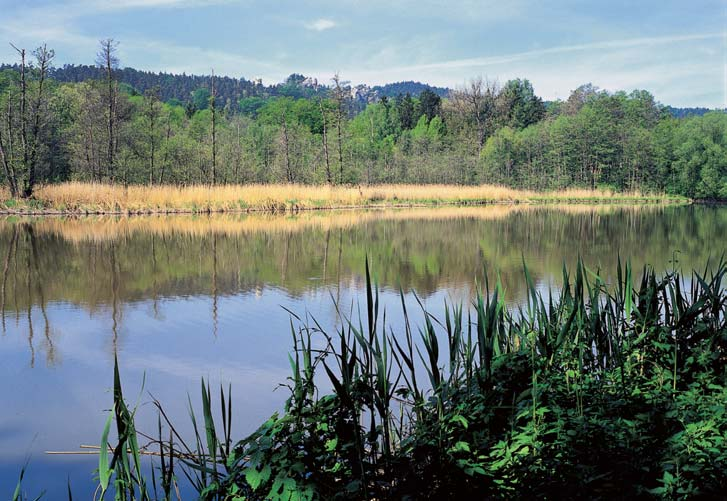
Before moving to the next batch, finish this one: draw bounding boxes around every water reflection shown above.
[1,224,57,367]
[0,204,725,496]
[1,205,725,315]
[2,205,726,365]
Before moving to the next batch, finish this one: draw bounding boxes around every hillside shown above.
[1,63,451,108]
[373,81,450,98]
[1,63,445,102]
[3,62,717,119]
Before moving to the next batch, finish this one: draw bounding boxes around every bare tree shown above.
[0,43,54,198]
[0,51,20,197]
[331,73,349,184]
[96,39,119,180]
[210,69,217,185]
[280,110,293,182]
[143,86,162,185]
[69,82,105,182]
[158,109,173,184]
[450,76,500,154]
[318,98,332,184]
[232,118,242,182]
[24,45,53,197]
[16,46,27,194]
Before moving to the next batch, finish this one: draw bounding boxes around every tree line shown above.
[0,40,725,199]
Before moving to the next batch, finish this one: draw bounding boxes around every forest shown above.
[0,41,725,200]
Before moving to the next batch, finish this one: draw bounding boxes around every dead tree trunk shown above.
[210,69,217,185]
[332,74,346,184]
[319,99,332,184]
[0,44,53,198]
[281,111,293,183]
[24,45,53,197]
[97,39,118,181]
[0,98,18,196]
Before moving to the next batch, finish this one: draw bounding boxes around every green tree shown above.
[673,112,727,198]
[142,86,163,185]
[396,93,416,130]
[499,79,545,129]
[192,87,210,111]
[417,88,442,122]
[238,96,265,117]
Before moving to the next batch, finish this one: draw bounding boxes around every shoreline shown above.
[0,182,692,216]
[0,197,690,216]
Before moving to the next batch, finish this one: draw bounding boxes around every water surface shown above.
[1,204,725,496]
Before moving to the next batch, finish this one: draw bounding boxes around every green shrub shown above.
[97,258,727,499]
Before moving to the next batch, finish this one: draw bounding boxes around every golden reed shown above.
[0,182,679,214]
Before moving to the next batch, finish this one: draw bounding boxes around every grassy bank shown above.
[0,182,688,214]
[15,258,725,499]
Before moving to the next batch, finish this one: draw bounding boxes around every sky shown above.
[0,0,725,108]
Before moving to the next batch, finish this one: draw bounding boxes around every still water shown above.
[1,204,725,497]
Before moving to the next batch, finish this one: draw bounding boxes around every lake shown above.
[1,204,725,497]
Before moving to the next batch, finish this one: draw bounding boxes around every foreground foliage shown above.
[87,256,727,500]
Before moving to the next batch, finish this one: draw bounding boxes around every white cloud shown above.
[0,0,722,107]
[0,0,282,81]
[307,32,724,107]
[123,37,285,80]
[305,18,337,32]
[356,32,722,74]
[76,0,235,11]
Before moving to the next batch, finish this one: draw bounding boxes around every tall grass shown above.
[0,182,685,213]
[84,256,727,499]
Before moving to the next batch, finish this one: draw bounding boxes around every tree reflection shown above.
[0,205,723,366]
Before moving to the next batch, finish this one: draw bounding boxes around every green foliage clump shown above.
[95,258,727,499]
[480,87,727,195]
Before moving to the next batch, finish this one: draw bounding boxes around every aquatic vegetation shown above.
[0,182,685,214]
[92,256,726,499]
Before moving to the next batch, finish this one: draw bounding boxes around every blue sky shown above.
[0,0,725,107]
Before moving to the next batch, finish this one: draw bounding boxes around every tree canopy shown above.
[0,44,724,198]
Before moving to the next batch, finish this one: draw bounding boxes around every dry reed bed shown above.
[5,204,663,244]
[0,182,682,214]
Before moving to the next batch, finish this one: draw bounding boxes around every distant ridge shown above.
[0,63,327,105]
[0,63,719,113]
[1,63,452,102]
[663,105,714,118]
[372,81,450,98]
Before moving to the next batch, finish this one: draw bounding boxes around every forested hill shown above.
[0,63,716,119]
[544,100,716,119]
[663,106,714,118]
[373,81,450,98]
[42,64,274,103]
[0,64,335,105]
[0,63,451,107]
